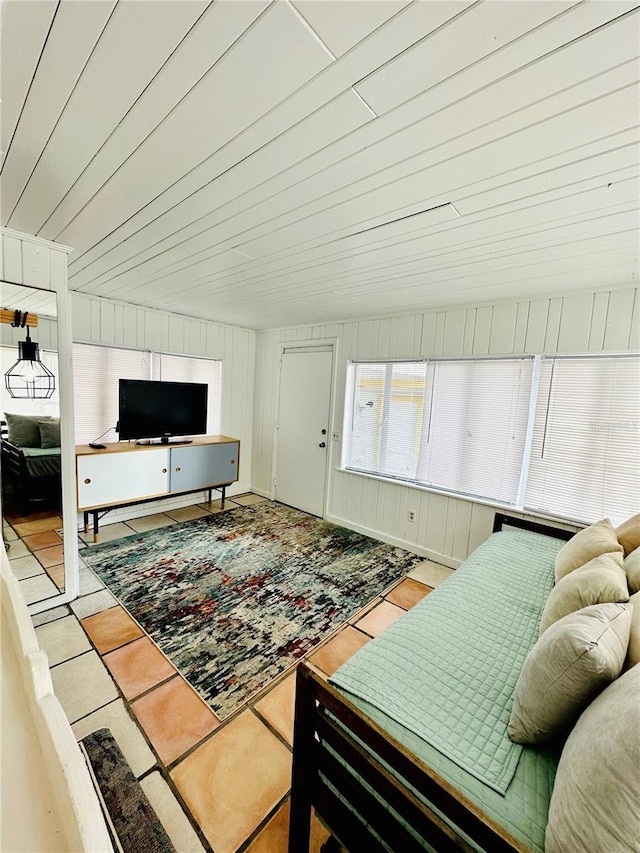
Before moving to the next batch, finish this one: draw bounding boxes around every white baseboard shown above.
[324,513,462,569]
[249,486,272,499]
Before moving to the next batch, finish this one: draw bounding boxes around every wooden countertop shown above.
[76,434,239,456]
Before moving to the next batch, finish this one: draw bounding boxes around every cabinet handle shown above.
[175,467,181,472]
[162,468,167,474]
[230,459,235,464]
[84,478,91,485]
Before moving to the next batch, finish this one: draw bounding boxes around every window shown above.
[344,353,640,524]
[72,344,222,444]
[525,355,639,526]
[344,357,534,504]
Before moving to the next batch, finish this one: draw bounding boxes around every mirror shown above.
[1,281,67,604]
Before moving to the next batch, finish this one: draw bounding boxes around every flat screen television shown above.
[118,379,208,444]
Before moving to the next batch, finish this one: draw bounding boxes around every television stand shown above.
[135,437,194,446]
[76,435,240,542]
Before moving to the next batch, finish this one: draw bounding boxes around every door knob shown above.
[319,442,326,448]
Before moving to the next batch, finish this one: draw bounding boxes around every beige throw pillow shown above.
[508,603,631,745]
[540,552,627,635]
[545,665,640,853]
[625,591,640,671]
[616,512,640,557]
[554,518,622,582]
[625,547,640,595]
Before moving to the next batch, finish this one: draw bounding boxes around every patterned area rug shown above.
[80,503,423,719]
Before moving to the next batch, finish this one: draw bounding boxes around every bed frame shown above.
[288,514,575,853]
[0,421,61,515]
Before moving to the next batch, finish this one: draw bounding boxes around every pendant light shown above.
[3,310,56,399]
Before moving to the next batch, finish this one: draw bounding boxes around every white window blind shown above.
[525,355,640,526]
[73,344,149,444]
[153,353,222,434]
[416,358,534,503]
[344,357,534,504]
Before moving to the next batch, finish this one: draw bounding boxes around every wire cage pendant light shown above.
[5,327,56,399]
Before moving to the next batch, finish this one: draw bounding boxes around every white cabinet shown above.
[77,448,169,509]
[76,436,240,541]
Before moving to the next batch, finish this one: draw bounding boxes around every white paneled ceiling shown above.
[1,0,638,330]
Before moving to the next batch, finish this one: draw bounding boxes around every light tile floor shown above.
[4,494,452,852]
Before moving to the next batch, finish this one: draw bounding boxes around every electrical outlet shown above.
[408,510,416,522]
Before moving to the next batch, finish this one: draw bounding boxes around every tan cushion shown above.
[554,518,622,582]
[508,603,631,744]
[625,547,640,595]
[616,512,640,556]
[540,552,627,635]
[625,591,640,671]
[545,665,640,853]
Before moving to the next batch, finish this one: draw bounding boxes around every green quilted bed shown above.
[329,528,565,852]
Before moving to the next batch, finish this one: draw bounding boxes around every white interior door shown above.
[275,348,333,516]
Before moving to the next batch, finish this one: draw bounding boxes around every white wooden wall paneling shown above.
[42,1,270,245]
[63,0,471,280]
[252,286,639,566]
[60,2,334,259]
[0,0,57,167]
[2,1,116,227]
[13,1,209,235]
[65,2,636,296]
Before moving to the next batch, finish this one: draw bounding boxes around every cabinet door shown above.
[170,442,238,493]
[77,448,170,509]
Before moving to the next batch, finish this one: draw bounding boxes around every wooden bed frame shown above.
[288,514,575,853]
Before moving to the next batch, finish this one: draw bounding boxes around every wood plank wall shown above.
[253,286,639,566]
[71,292,256,504]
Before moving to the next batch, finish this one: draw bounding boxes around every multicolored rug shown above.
[80,503,423,719]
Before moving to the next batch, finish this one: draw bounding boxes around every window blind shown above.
[344,357,534,504]
[525,355,640,526]
[416,358,534,503]
[73,344,149,444]
[153,353,222,434]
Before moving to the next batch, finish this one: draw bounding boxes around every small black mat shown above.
[81,728,174,853]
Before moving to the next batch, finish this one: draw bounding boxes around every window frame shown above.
[340,351,639,525]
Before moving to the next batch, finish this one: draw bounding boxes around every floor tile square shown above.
[308,626,370,676]
[22,529,63,551]
[165,505,210,522]
[5,540,29,559]
[31,605,70,627]
[3,523,18,541]
[50,650,118,724]
[72,699,155,778]
[385,577,432,610]
[12,515,62,537]
[140,772,206,853]
[19,573,59,604]
[104,636,176,700]
[246,801,330,853]
[233,494,268,507]
[254,672,296,745]
[35,543,64,568]
[47,563,65,590]
[81,606,144,654]
[132,675,219,766]
[80,521,136,546]
[35,615,91,666]
[197,498,238,514]
[356,600,406,637]
[171,711,291,853]
[9,554,45,580]
[126,513,176,533]
[71,589,119,620]
[79,564,106,595]
[408,560,454,587]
